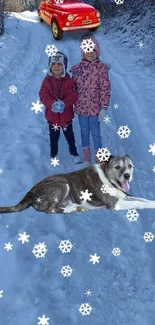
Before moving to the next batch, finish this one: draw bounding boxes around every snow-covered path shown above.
[0,11,155,325]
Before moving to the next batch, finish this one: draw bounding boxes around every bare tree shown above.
[0,0,5,36]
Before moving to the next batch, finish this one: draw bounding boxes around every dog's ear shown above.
[125,154,131,159]
[108,155,114,162]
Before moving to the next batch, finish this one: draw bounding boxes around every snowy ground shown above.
[0,10,155,325]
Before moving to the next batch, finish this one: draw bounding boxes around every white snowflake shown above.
[43,68,47,73]
[45,44,58,57]
[38,314,50,325]
[103,115,111,123]
[117,125,131,139]
[89,253,100,265]
[114,203,121,211]
[79,303,92,316]
[18,232,30,244]
[52,124,60,131]
[62,126,67,131]
[80,189,93,202]
[143,232,154,243]
[114,0,124,4]
[113,103,119,109]
[152,166,155,173]
[80,38,95,54]
[54,197,59,203]
[85,289,92,297]
[50,157,59,167]
[59,239,73,253]
[96,147,111,162]
[126,209,139,222]
[138,41,144,48]
[9,85,17,94]
[0,168,3,175]
[31,100,43,114]
[60,265,73,277]
[6,224,9,228]
[148,143,155,156]
[100,184,117,196]
[36,197,42,204]
[32,242,47,258]
[54,0,64,3]
[4,242,13,251]
[0,290,3,298]
[112,247,121,256]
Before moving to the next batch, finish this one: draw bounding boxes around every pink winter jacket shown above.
[71,58,111,116]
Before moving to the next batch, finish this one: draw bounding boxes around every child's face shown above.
[84,49,97,62]
[51,63,63,78]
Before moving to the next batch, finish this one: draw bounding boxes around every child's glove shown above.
[52,100,65,113]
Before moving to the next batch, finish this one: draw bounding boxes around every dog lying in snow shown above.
[0,155,155,214]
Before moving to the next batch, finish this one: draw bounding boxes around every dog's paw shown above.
[77,206,88,212]
[62,203,79,214]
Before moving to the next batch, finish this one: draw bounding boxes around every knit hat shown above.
[81,35,100,58]
[48,52,68,78]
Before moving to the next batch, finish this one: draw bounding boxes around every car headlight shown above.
[68,14,74,21]
[96,11,100,18]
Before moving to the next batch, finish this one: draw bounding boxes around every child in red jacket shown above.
[39,52,81,164]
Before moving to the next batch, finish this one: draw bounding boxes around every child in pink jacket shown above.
[71,35,111,166]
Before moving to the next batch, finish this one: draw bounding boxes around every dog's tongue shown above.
[121,181,130,192]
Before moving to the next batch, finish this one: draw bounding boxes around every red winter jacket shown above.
[39,73,78,127]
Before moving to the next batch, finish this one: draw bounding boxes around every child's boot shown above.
[83,147,91,167]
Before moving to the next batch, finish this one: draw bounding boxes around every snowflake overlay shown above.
[38,314,50,325]
[0,290,3,298]
[143,232,154,243]
[52,124,60,131]
[103,115,111,123]
[113,103,119,109]
[80,38,95,54]
[0,168,3,175]
[59,239,73,253]
[60,265,73,277]
[153,166,155,173]
[31,100,43,114]
[32,242,47,258]
[50,157,59,167]
[89,253,100,265]
[114,203,121,211]
[138,41,144,48]
[112,247,121,256]
[100,184,117,197]
[4,242,13,251]
[9,85,17,94]
[96,147,111,162]
[36,197,42,204]
[85,289,92,297]
[114,0,124,4]
[80,189,93,202]
[117,125,131,139]
[79,303,92,316]
[126,209,139,222]
[18,232,30,244]
[148,143,155,156]
[54,0,64,3]
[45,44,58,57]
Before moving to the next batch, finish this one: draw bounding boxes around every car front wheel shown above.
[38,11,43,22]
[89,26,99,32]
[51,19,63,40]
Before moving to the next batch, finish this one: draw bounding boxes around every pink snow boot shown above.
[83,147,91,167]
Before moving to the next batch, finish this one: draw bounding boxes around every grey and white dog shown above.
[0,155,155,214]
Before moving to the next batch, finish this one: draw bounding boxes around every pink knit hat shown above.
[81,34,100,58]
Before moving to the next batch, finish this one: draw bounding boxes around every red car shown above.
[38,0,101,40]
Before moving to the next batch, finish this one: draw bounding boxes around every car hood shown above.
[55,3,96,13]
